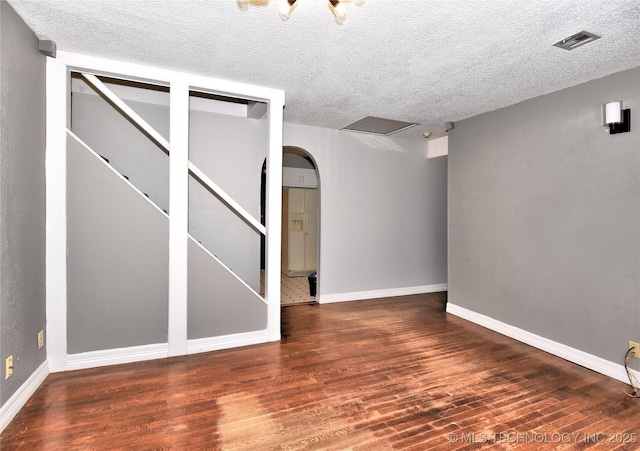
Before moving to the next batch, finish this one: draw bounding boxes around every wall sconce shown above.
[604,101,631,134]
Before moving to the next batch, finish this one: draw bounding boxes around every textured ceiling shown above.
[7,0,640,139]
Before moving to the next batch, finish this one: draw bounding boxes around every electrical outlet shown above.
[629,341,640,359]
[38,330,44,349]
[5,355,13,379]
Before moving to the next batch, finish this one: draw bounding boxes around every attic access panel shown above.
[342,116,418,135]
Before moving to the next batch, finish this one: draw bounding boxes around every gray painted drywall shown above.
[283,152,314,169]
[188,111,267,292]
[73,91,445,300]
[71,95,266,292]
[188,238,266,339]
[448,67,640,367]
[0,1,46,405]
[283,124,448,295]
[71,92,170,212]
[67,137,169,353]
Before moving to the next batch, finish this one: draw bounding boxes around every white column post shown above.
[45,58,69,371]
[168,80,190,356]
[265,94,285,341]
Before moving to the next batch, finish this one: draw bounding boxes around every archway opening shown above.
[260,147,320,305]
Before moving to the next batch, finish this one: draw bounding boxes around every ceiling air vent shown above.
[553,31,600,50]
[342,116,418,135]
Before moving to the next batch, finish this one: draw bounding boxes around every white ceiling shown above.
[7,0,640,139]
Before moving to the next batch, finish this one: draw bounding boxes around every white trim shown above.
[0,361,49,433]
[56,51,283,102]
[46,51,285,370]
[80,73,171,153]
[319,283,448,304]
[187,330,269,355]
[446,302,640,385]
[265,93,285,342]
[66,343,169,371]
[71,77,249,118]
[188,235,266,305]
[45,57,68,372]
[168,80,190,357]
[67,130,169,217]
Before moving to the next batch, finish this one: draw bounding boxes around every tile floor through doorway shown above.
[260,270,317,306]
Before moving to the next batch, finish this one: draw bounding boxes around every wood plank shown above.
[2,293,639,449]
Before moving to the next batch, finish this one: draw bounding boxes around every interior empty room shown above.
[1,0,639,449]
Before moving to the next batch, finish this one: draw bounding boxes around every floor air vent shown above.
[553,31,600,50]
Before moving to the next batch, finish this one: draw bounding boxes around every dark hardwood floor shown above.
[2,293,639,450]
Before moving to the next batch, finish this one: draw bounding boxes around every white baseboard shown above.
[0,360,49,433]
[66,343,169,371]
[446,303,640,385]
[0,331,268,433]
[319,283,447,304]
[188,330,269,355]
[65,330,271,371]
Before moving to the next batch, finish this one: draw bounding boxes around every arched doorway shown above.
[260,147,320,305]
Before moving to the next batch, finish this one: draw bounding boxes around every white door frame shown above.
[46,52,284,371]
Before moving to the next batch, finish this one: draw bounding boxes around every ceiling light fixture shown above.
[238,0,362,24]
[279,0,297,21]
[328,0,347,24]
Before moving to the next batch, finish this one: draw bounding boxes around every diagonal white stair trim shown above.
[188,162,266,235]
[188,234,266,305]
[80,73,171,154]
[66,129,169,217]
[82,73,263,236]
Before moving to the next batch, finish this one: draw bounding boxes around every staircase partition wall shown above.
[46,52,284,372]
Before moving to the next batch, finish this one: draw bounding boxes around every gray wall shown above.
[71,92,170,212]
[69,92,268,351]
[284,124,448,295]
[71,94,266,292]
[283,152,314,169]
[67,137,169,353]
[188,238,266,339]
[73,94,447,300]
[188,111,267,292]
[0,2,47,403]
[448,67,640,366]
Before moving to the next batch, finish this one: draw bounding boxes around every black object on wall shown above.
[610,109,631,134]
